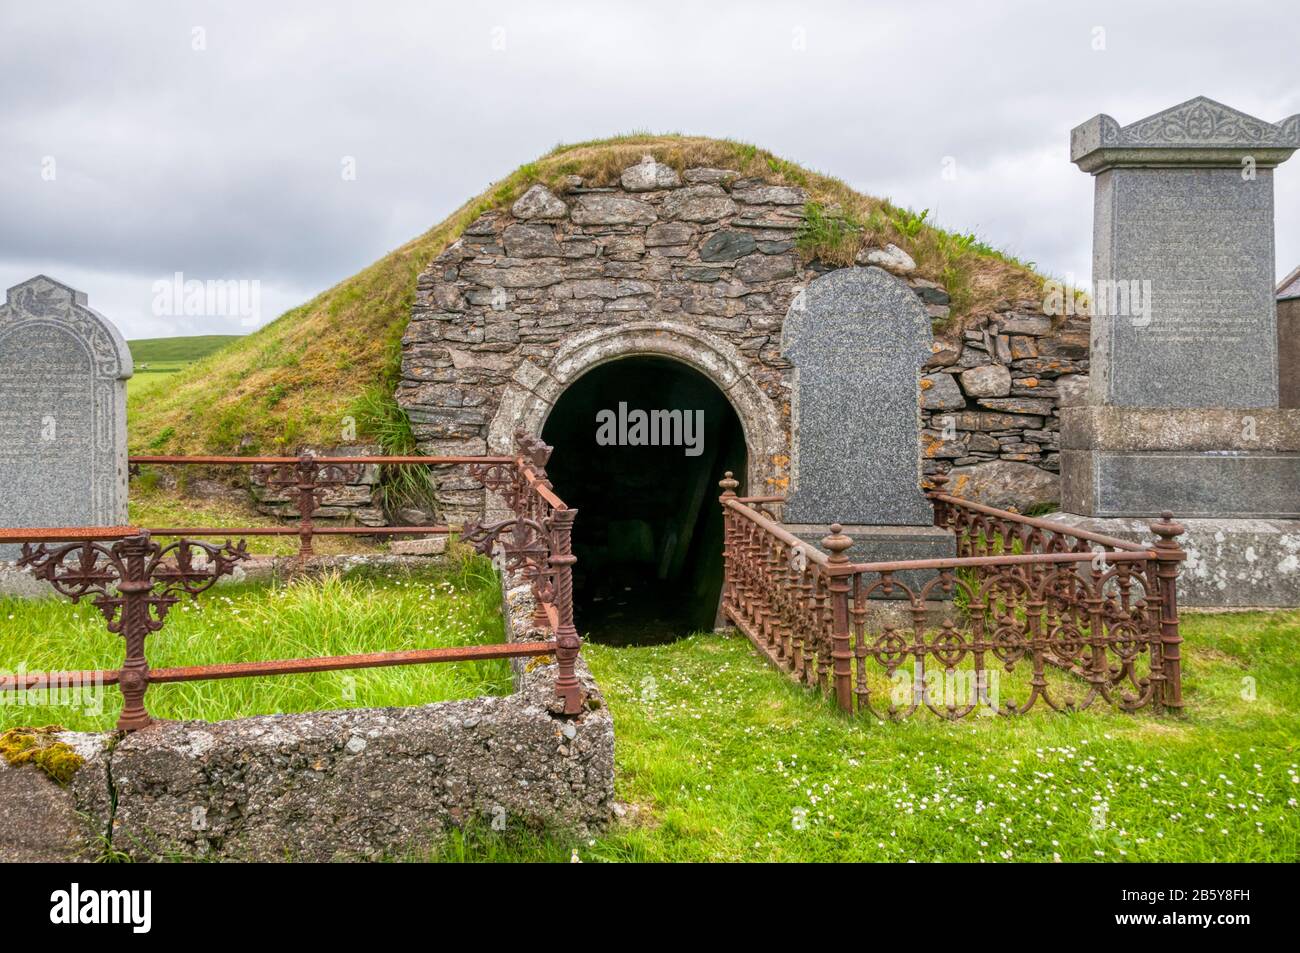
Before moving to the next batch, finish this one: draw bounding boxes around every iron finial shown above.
[822,523,852,563]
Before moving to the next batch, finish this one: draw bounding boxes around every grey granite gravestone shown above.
[1073,96,1300,409]
[1053,97,1300,606]
[780,266,951,576]
[782,266,932,524]
[0,276,132,559]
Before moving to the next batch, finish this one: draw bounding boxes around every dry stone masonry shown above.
[399,157,1088,522]
[247,443,388,526]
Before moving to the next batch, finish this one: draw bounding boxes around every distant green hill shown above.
[128,334,242,364]
[127,334,243,397]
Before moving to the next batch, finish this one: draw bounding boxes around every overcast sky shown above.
[2,0,1297,339]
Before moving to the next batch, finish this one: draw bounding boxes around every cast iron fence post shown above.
[549,507,584,715]
[18,531,247,731]
[1150,511,1186,713]
[525,444,555,632]
[251,452,363,562]
[292,452,319,560]
[115,533,157,730]
[821,523,854,713]
[718,471,739,611]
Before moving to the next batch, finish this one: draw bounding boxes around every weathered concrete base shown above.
[0,562,50,599]
[0,733,111,862]
[1046,512,1300,607]
[388,536,449,556]
[786,523,955,598]
[859,599,953,628]
[109,670,610,861]
[1058,406,1300,518]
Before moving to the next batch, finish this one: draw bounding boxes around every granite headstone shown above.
[1062,98,1300,520]
[1072,96,1300,409]
[1055,97,1300,607]
[781,266,933,525]
[0,276,133,557]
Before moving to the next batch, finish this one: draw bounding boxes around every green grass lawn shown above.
[0,558,510,730]
[425,609,1300,863]
[3,560,1297,861]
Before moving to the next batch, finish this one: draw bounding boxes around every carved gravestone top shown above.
[1071,97,1300,408]
[780,266,933,525]
[0,276,132,556]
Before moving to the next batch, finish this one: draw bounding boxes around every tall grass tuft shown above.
[0,558,511,732]
[349,381,437,517]
[795,202,863,266]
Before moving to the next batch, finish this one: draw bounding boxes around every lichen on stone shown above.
[0,725,85,785]
[524,654,555,672]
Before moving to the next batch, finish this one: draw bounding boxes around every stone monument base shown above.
[786,523,955,600]
[1060,449,1300,518]
[1045,512,1300,608]
[1059,407,1300,518]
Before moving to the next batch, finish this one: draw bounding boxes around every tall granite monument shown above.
[0,276,133,558]
[781,266,952,572]
[1054,97,1300,606]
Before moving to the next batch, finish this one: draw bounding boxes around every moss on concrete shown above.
[0,726,85,786]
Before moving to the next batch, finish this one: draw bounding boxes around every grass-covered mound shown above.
[128,134,1045,456]
[0,557,511,731]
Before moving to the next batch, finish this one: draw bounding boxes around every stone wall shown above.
[0,570,613,862]
[923,307,1090,510]
[399,156,1088,521]
[246,444,389,526]
[131,443,400,528]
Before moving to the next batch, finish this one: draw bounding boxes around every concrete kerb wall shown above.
[0,563,614,862]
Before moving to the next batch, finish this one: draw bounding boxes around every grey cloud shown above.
[2,0,1296,338]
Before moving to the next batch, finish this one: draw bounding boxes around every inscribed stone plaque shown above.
[0,276,132,556]
[1071,97,1300,409]
[780,266,932,525]
[1090,167,1277,407]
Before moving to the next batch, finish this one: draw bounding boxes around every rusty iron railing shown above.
[0,430,584,728]
[127,451,514,561]
[717,472,1186,719]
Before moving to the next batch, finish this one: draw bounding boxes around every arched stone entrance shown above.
[487,321,785,492]
[486,323,783,641]
[542,356,745,641]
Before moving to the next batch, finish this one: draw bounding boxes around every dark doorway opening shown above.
[542,356,747,645]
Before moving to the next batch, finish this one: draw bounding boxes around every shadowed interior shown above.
[542,356,747,645]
